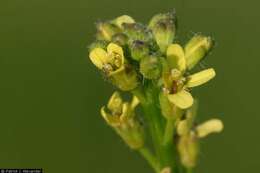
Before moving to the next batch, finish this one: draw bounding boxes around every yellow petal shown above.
[166,44,186,72]
[114,15,135,28]
[107,43,124,58]
[130,96,140,109]
[89,48,108,69]
[196,119,224,138]
[120,103,132,122]
[107,91,123,114]
[100,106,120,127]
[168,90,194,109]
[186,68,216,87]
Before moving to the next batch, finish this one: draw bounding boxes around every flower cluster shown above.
[88,11,223,173]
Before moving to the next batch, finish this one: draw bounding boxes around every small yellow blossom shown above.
[101,92,144,149]
[90,43,125,76]
[163,44,215,109]
[90,43,139,91]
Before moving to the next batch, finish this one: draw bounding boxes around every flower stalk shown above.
[88,11,224,173]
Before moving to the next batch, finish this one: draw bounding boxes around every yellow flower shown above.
[163,44,216,109]
[89,43,125,76]
[100,92,144,149]
[89,43,139,91]
[101,91,139,127]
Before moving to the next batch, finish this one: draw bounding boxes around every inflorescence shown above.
[88,11,224,173]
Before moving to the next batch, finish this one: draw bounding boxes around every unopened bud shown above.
[184,35,213,70]
[130,40,149,61]
[149,12,176,53]
[113,15,135,29]
[112,33,129,46]
[122,23,152,42]
[96,22,121,41]
[88,40,108,52]
[140,55,162,79]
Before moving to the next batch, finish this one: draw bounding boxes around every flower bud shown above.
[122,23,152,42]
[140,55,162,79]
[178,132,199,168]
[112,33,129,46]
[196,119,224,138]
[130,40,149,61]
[113,15,135,29]
[184,35,213,70]
[88,40,108,52]
[96,22,121,41]
[149,12,176,53]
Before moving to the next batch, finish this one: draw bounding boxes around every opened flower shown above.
[162,40,215,109]
[89,43,139,91]
[176,103,224,168]
[101,92,144,149]
[90,43,125,76]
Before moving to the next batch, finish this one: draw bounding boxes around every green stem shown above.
[186,168,193,173]
[139,147,160,173]
[142,102,164,165]
[163,120,175,146]
[131,86,147,104]
[132,84,177,172]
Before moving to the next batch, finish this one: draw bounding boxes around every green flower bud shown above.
[130,40,149,61]
[96,22,121,41]
[149,12,176,53]
[122,23,152,42]
[88,40,108,52]
[140,55,162,79]
[184,35,213,70]
[110,64,140,91]
[112,33,129,46]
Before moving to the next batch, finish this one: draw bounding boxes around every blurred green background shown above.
[0,0,259,172]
